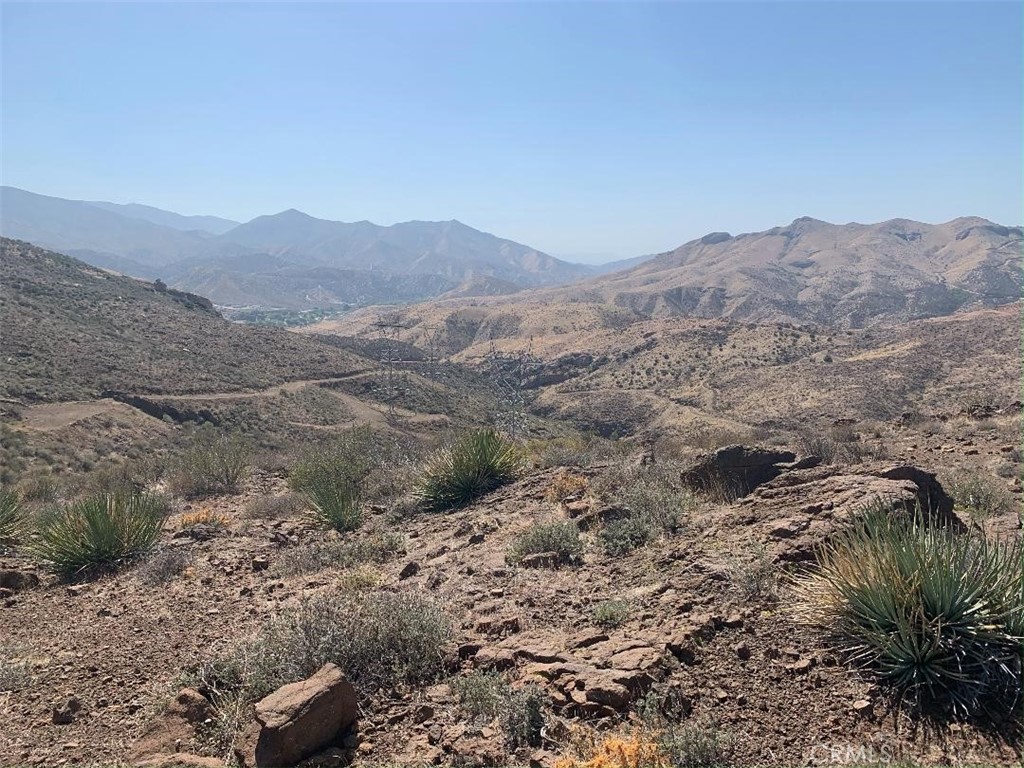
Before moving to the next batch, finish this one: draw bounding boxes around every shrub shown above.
[599,516,655,556]
[658,721,735,768]
[245,492,304,520]
[16,474,60,504]
[527,435,622,468]
[167,435,250,498]
[136,546,193,585]
[415,429,524,511]
[507,520,583,566]
[226,590,450,700]
[592,599,630,628]
[594,462,693,549]
[945,474,1012,524]
[454,672,545,750]
[0,644,32,692]
[796,504,1024,717]
[0,487,24,544]
[302,474,362,533]
[275,532,405,577]
[29,492,168,579]
[727,547,780,602]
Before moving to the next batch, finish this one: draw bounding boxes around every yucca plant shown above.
[415,429,524,511]
[796,503,1024,717]
[303,475,363,533]
[29,492,168,580]
[0,487,24,544]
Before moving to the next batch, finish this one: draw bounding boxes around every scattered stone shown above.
[853,699,873,716]
[734,642,751,661]
[52,697,81,725]
[237,663,358,768]
[398,561,420,580]
[519,552,560,569]
[0,570,39,593]
[251,556,270,572]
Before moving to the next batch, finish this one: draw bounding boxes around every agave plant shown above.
[0,487,24,545]
[796,503,1024,717]
[415,429,525,511]
[303,474,363,533]
[29,492,168,580]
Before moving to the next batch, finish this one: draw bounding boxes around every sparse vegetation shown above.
[0,644,33,692]
[167,434,251,499]
[545,471,589,503]
[29,492,168,580]
[274,532,405,576]
[592,599,630,627]
[507,519,583,566]
[796,504,1024,717]
[599,516,655,556]
[946,474,1012,524]
[136,546,193,585]
[223,590,451,700]
[244,492,304,519]
[727,546,780,602]
[415,429,524,511]
[0,486,24,544]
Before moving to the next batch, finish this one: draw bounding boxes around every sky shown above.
[2,2,1021,262]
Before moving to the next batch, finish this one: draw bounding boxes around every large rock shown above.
[237,663,357,768]
[130,688,216,761]
[733,462,958,562]
[680,445,803,497]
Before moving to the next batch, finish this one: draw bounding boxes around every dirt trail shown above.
[16,399,134,431]
[135,370,375,402]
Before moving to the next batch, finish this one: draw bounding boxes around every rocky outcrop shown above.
[680,444,809,496]
[130,688,216,764]
[234,663,357,768]
[730,462,959,562]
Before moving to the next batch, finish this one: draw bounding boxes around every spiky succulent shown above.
[415,429,524,511]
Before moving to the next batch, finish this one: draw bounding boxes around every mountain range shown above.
[0,187,597,308]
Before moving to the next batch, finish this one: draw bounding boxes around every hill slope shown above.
[0,239,367,402]
[590,216,1022,327]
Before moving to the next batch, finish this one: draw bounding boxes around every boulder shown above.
[236,663,357,768]
[734,462,958,562]
[131,689,215,761]
[680,445,799,497]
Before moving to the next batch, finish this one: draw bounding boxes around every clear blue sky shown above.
[2,1,1020,261]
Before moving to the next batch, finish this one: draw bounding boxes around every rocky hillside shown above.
[583,216,1022,327]
[0,239,367,402]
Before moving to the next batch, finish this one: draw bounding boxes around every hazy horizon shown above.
[2,2,1020,260]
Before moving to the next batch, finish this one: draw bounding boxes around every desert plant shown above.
[599,516,655,556]
[29,492,168,579]
[0,644,32,692]
[274,532,405,576]
[245,492,304,520]
[167,434,250,498]
[728,546,780,602]
[545,472,589,503]
[455,670,507,722]
[228,590,450,700]
[592,599,630,628]
[658,721,735,768]
[945,474,1012,524]
[0,487,24,544]
[507,519,583,566]
[415,429,524,511]
[796,504,1024,717]
[302,474,362,532]
[136,546,193,585]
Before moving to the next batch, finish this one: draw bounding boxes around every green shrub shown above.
[453,672,545,749]
[29,492,168,579]
[658,720,735,768]
[303,474,362,533]
[226,590,451,700]
[0,487,24,544]
[946,474,1012,524]
[415,429,524,511]
[507,520,583,566]
[592,599,630,628]
[167,435,250,498]
[599,516,655,556]
[797,504,1024,717]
